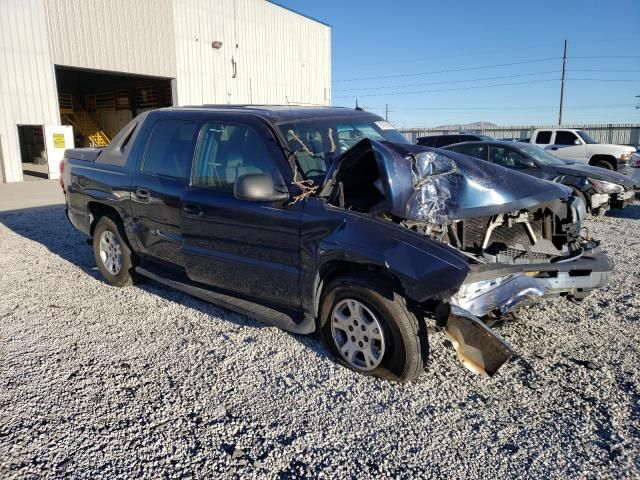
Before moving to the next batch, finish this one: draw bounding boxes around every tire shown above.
[319,272,428,382]
[592,159,614,170]
[92,215,136,287]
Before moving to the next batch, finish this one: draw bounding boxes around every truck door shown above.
[130,118,199,266]
[547,130,588,163]
[180,119,302,309]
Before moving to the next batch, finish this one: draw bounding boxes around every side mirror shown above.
[574,139,581,145]
[520,157,536,168]
[234,173,289,202]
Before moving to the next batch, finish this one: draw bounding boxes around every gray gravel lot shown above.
[1,204,639,479]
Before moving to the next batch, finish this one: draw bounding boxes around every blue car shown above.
[444,141,638,214]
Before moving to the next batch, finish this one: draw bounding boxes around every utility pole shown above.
[385,104,389,121]
[558,39,567,125]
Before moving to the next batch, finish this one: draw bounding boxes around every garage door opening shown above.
[55,66,173,148]
[18,125,48,181]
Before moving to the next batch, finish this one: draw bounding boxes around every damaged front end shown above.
[324,139,613,376]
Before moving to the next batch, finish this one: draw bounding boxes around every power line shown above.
[333,57,560,83]
[335,78,558,99]
[334,70,559,93]
[334,57,640,84]
[569,69,640,73]
[567,78,640,82]
[569,55,640,59]
[343,38,640,69]
[350,104,632,111]
[334,69,640,93]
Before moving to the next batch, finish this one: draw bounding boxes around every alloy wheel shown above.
[330,298,386,371]
[99,230,123,276]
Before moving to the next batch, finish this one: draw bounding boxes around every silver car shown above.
[630,150,640,184]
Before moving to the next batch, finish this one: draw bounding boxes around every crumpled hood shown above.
[555,162,637,189]
[334,140,573,224]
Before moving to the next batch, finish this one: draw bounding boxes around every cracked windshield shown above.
[278,118,409,181]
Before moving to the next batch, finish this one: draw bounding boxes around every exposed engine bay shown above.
[330,141,598,264]
[326,140,597,267]
[320,139,613,376]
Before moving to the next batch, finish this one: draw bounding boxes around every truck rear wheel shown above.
[319,272,427,382]
[92,216,135,287]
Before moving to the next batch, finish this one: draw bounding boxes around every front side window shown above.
[489,146,533,169]
[518,144,565,166]
[452,143,488,160]
[554,131,580,146]
[192,122,278,192]
[142,120,198,180]
[278,117,408,181]
[535,131,552,144]
[576,130,598,144]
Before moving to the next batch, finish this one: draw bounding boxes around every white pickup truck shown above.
[528,128,635,174]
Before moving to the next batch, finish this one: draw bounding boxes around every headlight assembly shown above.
[620,152,632,161]
[589,178,624,194]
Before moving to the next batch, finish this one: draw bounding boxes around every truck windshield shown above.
[576,130,598,144]
[517,144,567,166]
[278,118,409,181]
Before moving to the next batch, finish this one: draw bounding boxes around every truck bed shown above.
[64,148,103,162]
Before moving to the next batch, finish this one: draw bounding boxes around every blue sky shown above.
[275,0,640,127]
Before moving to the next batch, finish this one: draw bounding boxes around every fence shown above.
[400,123,640,146]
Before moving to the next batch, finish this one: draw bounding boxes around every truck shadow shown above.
[0,205,330,357]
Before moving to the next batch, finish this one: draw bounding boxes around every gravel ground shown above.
[1,204,639,479]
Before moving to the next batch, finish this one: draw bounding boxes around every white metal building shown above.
[0,0,331,183]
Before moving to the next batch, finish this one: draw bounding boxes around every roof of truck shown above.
[168,105,380,123]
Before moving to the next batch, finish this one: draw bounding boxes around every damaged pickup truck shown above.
[61,106,613,382]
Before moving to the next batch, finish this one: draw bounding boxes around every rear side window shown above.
[417,137,436,147]
[554,131,579,145]
[192,122,277,192]
[142,119,199,180]
[535,131,552,144]
[453,144,488,160]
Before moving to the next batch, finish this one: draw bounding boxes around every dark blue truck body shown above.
[62,107,472,334]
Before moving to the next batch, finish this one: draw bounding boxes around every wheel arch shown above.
[313,260,403,323]
[87,202,122,236]
[589,154,617,171]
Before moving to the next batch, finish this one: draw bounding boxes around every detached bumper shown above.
[463,251,613,299]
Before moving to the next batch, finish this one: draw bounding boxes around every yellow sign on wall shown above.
[52,133,65,149]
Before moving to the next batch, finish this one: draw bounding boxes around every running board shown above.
[135,267,314,334]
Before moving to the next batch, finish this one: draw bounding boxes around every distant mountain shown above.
[434,121,498,130]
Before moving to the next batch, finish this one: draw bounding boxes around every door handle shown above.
[135,188,150,202]
[550,147,558,150]
[182,203,203,216]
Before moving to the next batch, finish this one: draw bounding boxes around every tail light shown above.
[59,159,65,189]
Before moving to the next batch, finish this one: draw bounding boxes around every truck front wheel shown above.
[319,272,428,382]
[92,216,136,287]
[591,158,614,170]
